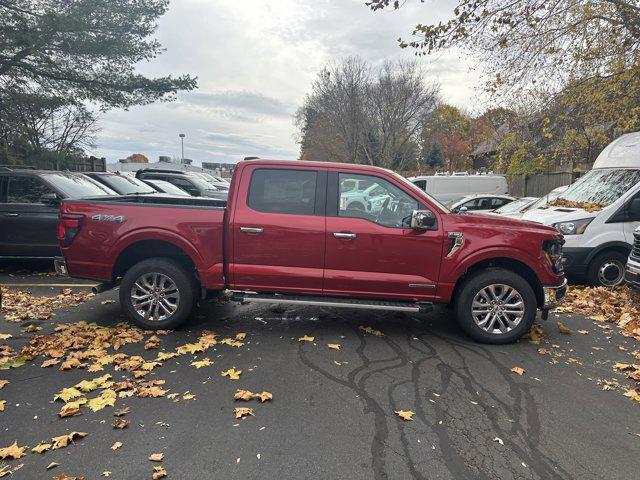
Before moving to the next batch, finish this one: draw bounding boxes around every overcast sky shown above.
[92,0,481,166]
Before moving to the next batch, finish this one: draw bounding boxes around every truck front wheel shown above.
[119,257,197,330]
[454,268,537,344]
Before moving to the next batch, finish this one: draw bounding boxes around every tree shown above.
[421,104,471,171]
[424,141,443,169]
[0,0,197,109]
[296,57,438,170]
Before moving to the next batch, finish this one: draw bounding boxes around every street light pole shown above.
[179,133,186,161]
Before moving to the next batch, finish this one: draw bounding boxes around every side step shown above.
[231,292,432,313]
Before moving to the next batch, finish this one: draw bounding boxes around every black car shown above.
[85,171,159,195]
[0,167,115,258]
[135,169,228,200]
[141,178,191,196]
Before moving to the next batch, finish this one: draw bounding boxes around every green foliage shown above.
[0,0,197,109]
[424,141,444,168]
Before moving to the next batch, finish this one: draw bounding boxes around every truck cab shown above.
[522,133,640,286]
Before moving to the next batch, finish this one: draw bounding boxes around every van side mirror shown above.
[40,193,60,206]
[411,210,436,230]
[630,197,640,220]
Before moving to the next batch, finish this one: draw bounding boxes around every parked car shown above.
[409,174,508,203]
[521,186,569,216]
[191,172,230,191]
[57,159,566,344]
[0,167,115,258]
[85,172,159,195]
[135,169,228,200]
[449,194,515,214]
[490,197,540,218]
[141,179,191,196]
[522,132,640,286]
[624,226,640,289]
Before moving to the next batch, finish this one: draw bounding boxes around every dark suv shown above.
[135,169,228,200]
[85,171,159,195]
[0,167,115,258]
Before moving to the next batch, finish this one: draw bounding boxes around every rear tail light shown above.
[58,214,84,247]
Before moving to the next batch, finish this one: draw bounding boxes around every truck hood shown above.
[444,212,559,236]
[521,207,600,226]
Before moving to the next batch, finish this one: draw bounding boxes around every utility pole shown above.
[179,133,186,161]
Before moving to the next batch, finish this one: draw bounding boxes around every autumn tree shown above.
[296,58,438,170]
[421,104,472,172]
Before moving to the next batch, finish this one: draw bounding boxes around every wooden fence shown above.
[506,171,580,197]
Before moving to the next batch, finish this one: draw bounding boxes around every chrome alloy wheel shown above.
[471,284,525,334]
[597,260,625,287]
[130,272,180,321]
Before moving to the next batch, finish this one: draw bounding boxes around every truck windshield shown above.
[43,173,114,197]
[557,168,640,207]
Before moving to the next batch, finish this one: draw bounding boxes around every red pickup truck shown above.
[56,160,567,344]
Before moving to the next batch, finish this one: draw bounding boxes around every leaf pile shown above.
[546,198,604,212]
[557,286,640,340]
[1,287,93,323]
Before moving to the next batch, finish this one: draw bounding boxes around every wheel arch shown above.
[585,241,631,266]
[112,239,198,281]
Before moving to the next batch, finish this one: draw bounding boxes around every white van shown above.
[522,132,640,286]
[409,174,508,203]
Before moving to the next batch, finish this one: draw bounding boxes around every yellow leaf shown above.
[221,368,241,380]
[557,322,572,334]
[395,410,414,421]
[149,453,164,462]
[177,342,205,355]
[0,380,7,390]
[190,358,212,369]
[41,359,60,368]
[87,389,116,412]
[111,442,122,451]
[51,431,86,450]
[220,338,244,347]
[182,394,196,400]
[54,387,83,403]
[32,442,52,454]
[234,389,255,401]
[510,366,525,376]
[0,334,12,340]
[0,400,4,412]
[234,407,254,419]
[256,391,273,403]
[75,380,98,393]
[327,344,341,350]
[152,466,167,479]
[577,330,589,335]
[235,333,246,340]
[360,326,383,336]
[102,471,111,477]
[0,441,27,460]
[298,335,315,342]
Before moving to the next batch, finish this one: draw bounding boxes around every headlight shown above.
[543,239,564,273]
[552,218,593,235]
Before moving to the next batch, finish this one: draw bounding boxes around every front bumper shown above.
[625,258,640,290]
[560,247,592,278]
[54,257,68,276]
[542,278,568,309]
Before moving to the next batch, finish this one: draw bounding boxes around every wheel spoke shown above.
[131,272,180,322]
[472,284,525,335]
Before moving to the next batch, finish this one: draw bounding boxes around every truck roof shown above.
[593,132,640,169]
[238,159,395,174]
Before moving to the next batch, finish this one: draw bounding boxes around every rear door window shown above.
[6,176,53,204]
[248,168,317,215]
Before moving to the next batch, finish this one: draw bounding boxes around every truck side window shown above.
[248,168,317,215]
[338,173,418,228]
[6,176,52,204]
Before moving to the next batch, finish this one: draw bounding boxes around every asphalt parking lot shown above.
[1,267,639,480]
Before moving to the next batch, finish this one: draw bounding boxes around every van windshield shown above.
[557,168,640,207]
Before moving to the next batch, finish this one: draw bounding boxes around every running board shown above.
[231,292,432,313]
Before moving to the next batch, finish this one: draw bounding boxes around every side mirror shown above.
[411,210,437,230]
[40,193,60,206]
[630,198,640,219]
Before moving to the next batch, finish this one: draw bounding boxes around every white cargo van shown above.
[409,174,508,203]
[522,132,640,286]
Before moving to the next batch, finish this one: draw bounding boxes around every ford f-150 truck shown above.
[56,160,567,344]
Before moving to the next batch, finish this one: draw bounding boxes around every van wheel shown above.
[119,257,197,330]
[454,268,537,344]
[586,251,627,287]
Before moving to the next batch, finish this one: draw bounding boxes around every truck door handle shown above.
[333,232,357,239]
[240,227,263,234]
[5,213,18,217]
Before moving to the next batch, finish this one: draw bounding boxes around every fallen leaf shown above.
[190,358,212,369]
[395,410,414,421]
[493,437,504,445]
[577,330,589,335]
[102,472,111,477]
[234,407,254,419]
[51,432,87,450]
[0,400,5,412]
[0,380,7,390]
[327,344,341,350]
[152,466,167,479]
[360,326,383,336]
[149,453,164,462]
[0,334,12,340]
[47,462,59,470]
[32,442,52,454]
[182,394,196,401]
[557,322,572,334]
[234,389,254,401]
[221,368,241,380]
[41,359,60,368]
[0,441,27,460]
[87,389,116,411]
[52,475,84,480]
[111,442,122,451]
[112,418,129,429]
[235,333,246,340]
[298,335,314,342]
[256,391,273,403]
[510,366,525,376]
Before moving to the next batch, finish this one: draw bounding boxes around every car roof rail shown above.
[0,164,36,171]
[138,168,190,175]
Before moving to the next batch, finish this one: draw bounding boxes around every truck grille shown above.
[632,231,640,260]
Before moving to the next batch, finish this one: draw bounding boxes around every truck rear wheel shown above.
[119,257,197,330]
[454,268,537,344]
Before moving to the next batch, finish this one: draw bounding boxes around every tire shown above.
[454,268,537,344]
[119,257,197,330]
[586,251,627,287]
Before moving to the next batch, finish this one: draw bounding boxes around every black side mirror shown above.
[40,193,60,206]
[411,210,437,230]
[630,197,640,219]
